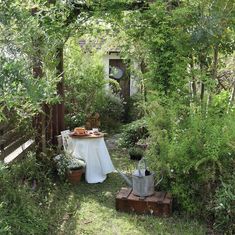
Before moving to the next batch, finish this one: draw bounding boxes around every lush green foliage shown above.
[125,93,146,122]
[119,118,148,148]
[95,92,125,131]
[113,1,235,232]
[0,0,234,233]
[0,1,68,124]
[54,150,86,178]
[0,148,207,235]
[64,37,107,128]
[128,146,144,160]
[0,153,53,234]
[212,174,235,234]
[146,99,235,218]
[0,56,59,123]
[64,37,125,130]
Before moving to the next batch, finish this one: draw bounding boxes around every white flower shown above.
[54,150,86,176]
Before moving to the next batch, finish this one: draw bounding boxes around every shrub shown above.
[95,92,125,131]
[128,147,144,160]
[54,150,86,178]
[212,174,235,234]
[0,151,84,235]
[64,38,106,128]
[0,152,53,235]
[119,118,148,148]
[108,78,121,94]
[146,101,235,219]
[125,93,145,122]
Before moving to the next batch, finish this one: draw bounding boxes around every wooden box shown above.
[116,188,172,217]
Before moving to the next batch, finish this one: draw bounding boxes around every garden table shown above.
[69,133,115,183]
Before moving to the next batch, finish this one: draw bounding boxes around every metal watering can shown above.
[117,158,163,197]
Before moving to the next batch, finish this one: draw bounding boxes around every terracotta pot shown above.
[67,168,83,184]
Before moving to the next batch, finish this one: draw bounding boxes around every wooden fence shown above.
[0,122,35,163]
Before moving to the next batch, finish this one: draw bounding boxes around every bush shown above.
[0,151,85,235]
[95,92,125,131]
[108,78,121,94]
[64,38,106,128]
[119,118,148,148]
[125,93,145,122]
[0,153,53,235]
[146,101,235,219]
[212,175,235,234]
[128,147,144,160]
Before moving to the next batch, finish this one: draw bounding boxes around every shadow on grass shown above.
[1,147,206,235]
[50,148,206,235]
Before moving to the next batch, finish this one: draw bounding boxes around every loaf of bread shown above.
[74,127,86,134]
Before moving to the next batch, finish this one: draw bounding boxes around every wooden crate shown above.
[116,188,172,217]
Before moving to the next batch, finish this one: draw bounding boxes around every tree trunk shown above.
[199,53,206,114]
[140,60,147,103]
[51,46,65,145]
[212,44,219,82]
[228,81,235,111]
[205,45,219,115]
[31,6,47,154]
[32,44,65,150]
[32,56,45,154]
[190,55,197,101]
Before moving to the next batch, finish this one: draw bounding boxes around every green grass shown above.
[50,149,206,235]
[0,149,207,235]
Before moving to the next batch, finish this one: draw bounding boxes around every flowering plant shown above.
[54,150,86,176]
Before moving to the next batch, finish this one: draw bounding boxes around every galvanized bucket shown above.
[132,159,155,197]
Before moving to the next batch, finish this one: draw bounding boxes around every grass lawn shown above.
[49,148,207,235]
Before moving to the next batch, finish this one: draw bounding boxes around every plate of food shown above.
[69,131,90,137]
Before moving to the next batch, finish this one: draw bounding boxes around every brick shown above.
[116,188,172,217]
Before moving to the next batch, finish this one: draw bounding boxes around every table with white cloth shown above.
[69,134,115,183]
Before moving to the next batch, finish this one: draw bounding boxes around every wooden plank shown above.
[0,152,5,161]
[4,136,30,157]
[162,193,173,217]
[4,140,35,164]
[145,192,166,203]
[11,141,35,163]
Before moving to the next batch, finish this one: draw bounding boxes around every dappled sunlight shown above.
[53,147,206,235]
[1,0,234,233]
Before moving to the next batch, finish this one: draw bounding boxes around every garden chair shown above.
[61,130,72,151]
[56,134,63,152]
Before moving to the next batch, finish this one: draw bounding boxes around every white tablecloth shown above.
[70,137,115,183]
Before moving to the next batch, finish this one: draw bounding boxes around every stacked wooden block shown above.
[116,188,172,217]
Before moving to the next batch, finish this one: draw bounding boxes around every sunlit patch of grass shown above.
[55,148,206,235]
[1,148,206,235]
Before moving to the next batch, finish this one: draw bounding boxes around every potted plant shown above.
[128,147,144,160]
[54,151,86,184]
